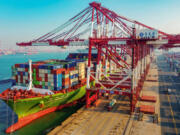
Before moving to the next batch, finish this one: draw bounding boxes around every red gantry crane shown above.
[17,2,180,112]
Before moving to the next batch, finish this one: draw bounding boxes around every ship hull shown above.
[3,85,86,119]
[6,100,78,133]
[1,85,88,133]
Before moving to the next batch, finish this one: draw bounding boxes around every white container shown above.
[48,74,53,79]
[70,70,78,75]
[48,78,54,83]
[23,79,26,83]
[63,74,69,78]
[51,82,54,86]
[42,78,45,81]
[44,70,48,74]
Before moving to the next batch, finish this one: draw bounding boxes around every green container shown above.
[33,80,40,85]
[42,81,45,86]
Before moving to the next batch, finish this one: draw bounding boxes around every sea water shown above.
[0,51,82,135]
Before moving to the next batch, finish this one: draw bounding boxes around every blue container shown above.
[75,74,78,78]
[22,72,25,76]
[54,86,62,91]
[70,75,74,79]
[48,82,51,86]
[54,87,58,90]
[54,74,62,87]
[17,71,21,75]
[38,65,44,69]
[12,80,16,86]
[25,72,28,76]
[24,64,29,68]
[62,85,69,89]
[19,64,26,68]
[71,81,78,86]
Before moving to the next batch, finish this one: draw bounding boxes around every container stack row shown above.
[12,57,88,91]
[62,70,70,89]
[12,62,64,90]
[77,62,86,80]
[66,53,98,61]
[69,70,78,86]
[12,64,29,87]
[67,53,110,74]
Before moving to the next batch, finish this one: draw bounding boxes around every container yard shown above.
[0,1,180,135]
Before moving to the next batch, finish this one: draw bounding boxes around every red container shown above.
[15,64,20,68]
[25,68,28,72]
[36,77,42,81]
[68,67,75,71]
[62,70,69,74]
[32,65,39,69]
[140,105,155,114]
[45,74,48,82]
[45,73,48,78]
[20,75,23,83]
[140,95,156,102]
[20,72,23,76]
[36,69,39,74]
[15,75,18,82]
[80,78,86,84]
[35,85,42,89]
[62,78,70,85]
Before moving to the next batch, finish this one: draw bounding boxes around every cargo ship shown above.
[0,53,99,133]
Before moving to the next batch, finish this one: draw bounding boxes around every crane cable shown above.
[51,8,92,41]
[35,7,91,42]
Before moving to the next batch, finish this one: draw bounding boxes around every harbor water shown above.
[0,51,82,135]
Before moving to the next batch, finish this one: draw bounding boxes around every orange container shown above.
[52,68,64,74]
[62,78,70,85]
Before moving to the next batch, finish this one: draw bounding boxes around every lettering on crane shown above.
[136,29,158,39]
[69,40,89,46]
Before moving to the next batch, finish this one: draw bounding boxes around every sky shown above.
[0,0,180,49]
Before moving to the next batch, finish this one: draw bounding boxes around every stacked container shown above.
[69,70,78,86]
[76,62,86,80]
[66,53,97,61]
[12,64,30,87]
[62,71,70,89]
[65,58,87,82]
[12,62,64,91]
[12,53,99,91]
[33,64,63,91]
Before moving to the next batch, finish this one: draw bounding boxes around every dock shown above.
[48,59,165,135]
[48,95,130,135]
[126,62,161,135]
